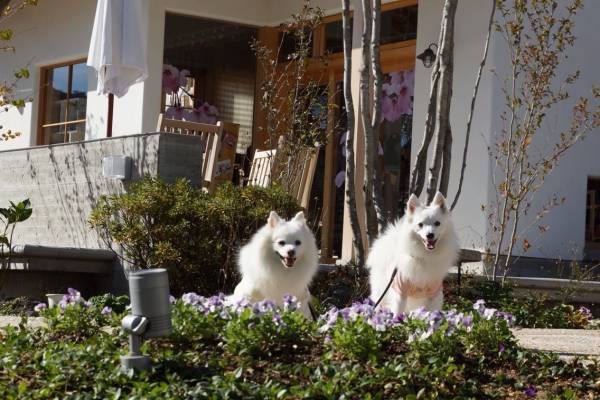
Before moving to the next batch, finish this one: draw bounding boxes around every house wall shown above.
[484,0,600,261]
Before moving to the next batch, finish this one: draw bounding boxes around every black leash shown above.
[308,301,317,322]
[373,267,398,309]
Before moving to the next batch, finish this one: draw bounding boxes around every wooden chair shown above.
[247,149,277,187]
[247,139,318,211]
[157,114,223,193]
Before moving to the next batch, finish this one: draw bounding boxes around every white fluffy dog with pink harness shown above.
[367,192,459,314]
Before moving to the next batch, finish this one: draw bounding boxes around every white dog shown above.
[368,192,459,314]
[230,211,319,318]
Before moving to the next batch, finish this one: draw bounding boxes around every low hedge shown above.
[89,177,301,296]
[3,293,597,399]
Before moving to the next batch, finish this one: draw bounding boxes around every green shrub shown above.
[89,177,301,295]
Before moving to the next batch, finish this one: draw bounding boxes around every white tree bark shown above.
[426,0,457,203]
[360,0,378,244]
[342,0,365,267]
[370,0,386,232]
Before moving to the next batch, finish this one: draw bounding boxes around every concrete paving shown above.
[513,328,600,362]
[0,316,46,329]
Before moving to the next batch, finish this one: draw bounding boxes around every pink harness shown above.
[391,274,443,299]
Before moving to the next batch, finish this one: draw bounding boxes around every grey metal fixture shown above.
[121,268,172,371]
[102,155,132,180]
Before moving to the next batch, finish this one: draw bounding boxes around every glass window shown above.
[323,5,418,54]
[586,178,600,245]
[39,60,88,144]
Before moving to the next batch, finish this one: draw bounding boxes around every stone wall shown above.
[0,133,204,294]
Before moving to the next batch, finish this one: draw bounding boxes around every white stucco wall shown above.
[484,0,600,260]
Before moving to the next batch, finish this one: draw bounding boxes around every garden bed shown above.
[1,290,598,399]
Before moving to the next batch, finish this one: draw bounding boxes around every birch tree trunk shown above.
[370,0,386,233]
[342,0,366,268]
[426,0,457,203]
[360,0,378,244]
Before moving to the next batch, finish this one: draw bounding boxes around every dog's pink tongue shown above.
[426,240,436,250]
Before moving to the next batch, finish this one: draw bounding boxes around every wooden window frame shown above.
[36,57,87,146]
[316,0,418,59]
[586,178,600,249]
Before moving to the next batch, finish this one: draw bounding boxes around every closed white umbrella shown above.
[87,0,148,135]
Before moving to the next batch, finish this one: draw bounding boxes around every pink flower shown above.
[162,64,180,94]
[335,171,345,188]
[178,69,190,87]
[382,69,415,122]
[165,105,185,120]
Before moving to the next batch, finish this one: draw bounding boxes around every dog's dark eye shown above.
[418,223,423,228]
[434,221,441,227]
[277,240,285,246]
[295,240,301,246]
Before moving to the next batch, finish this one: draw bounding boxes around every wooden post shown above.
[107,93,114,138]
[320,72,337,262]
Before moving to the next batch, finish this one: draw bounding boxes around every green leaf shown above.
[0,29,13,41]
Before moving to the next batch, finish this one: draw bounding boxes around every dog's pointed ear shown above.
[432,191,447,212]
[268,211,282,228]
[406,194,419,215]
[292,211,306,223]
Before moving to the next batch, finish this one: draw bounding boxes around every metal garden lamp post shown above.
[121,268,172,371]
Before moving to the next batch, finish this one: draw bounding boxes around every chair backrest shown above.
[156,114,223,193]
[248,138,318,210]
[247,149,276,187]
[286,146,319,210]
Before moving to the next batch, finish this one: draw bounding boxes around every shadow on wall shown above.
[0,132,204,250]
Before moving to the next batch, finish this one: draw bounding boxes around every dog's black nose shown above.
[426,233,435,240]
[287,249,295,257]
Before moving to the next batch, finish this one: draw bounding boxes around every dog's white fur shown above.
[230,211,318,318]
[368,192,459,314]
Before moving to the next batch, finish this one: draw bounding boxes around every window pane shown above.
[278,30,314,63]
[324,19,346,54]
[44,65,69,124]
[44,125,66,145]
[68,63,88,121]
[66,122,85,142]
[380,5,418,45]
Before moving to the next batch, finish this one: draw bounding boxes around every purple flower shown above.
[101,306,112,315]
[254,299,277,314]
[473,299,486,314]
[272,313,286,327]
[83,301,92,308]
[34,303,47,313]
[67,288,81,298]
[373,316,388,331]
[169,295,176,304]
[182,292,201,306]
[409,306,429,320]
[282,294,301,311]
[461,315,473,330]
[483,308,498,320]
[499,342,506,354]
[524,385,537,397]
[579,306,593,320]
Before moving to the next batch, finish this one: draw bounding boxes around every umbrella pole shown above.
[107,93,114,138]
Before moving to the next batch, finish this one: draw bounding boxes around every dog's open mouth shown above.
[279,255,296,268]
[423,239,437,250]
